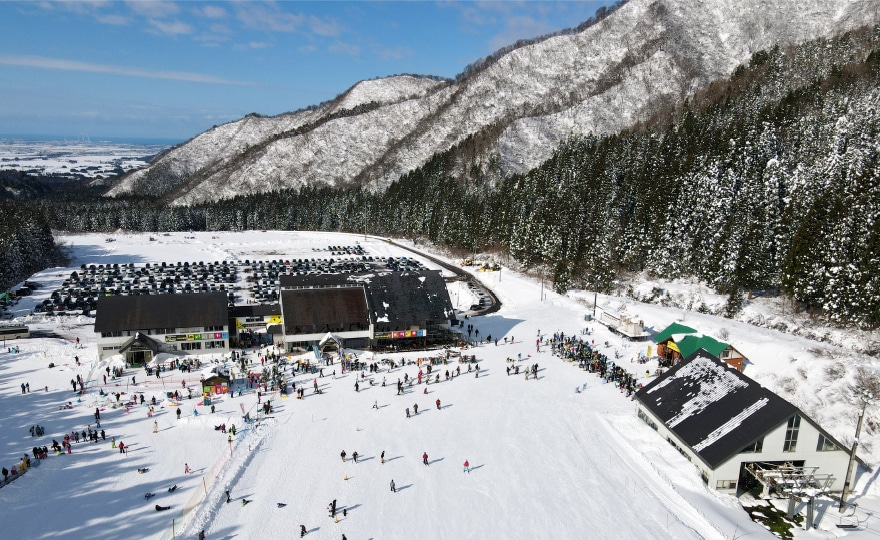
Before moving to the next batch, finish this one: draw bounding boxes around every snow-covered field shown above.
[0,137,169,179]
[1,230,878,539]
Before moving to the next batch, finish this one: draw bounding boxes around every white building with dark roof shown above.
[94,292,230,364]
[634,351,850,494]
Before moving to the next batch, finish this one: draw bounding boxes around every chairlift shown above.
[837,503,861,529]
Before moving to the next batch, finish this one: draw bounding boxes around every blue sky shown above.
[0,1,611,142]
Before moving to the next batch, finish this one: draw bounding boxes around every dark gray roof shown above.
[280,287,370,334]
[229,304,281,318]
[280,270,455,332]
[365,271,455,331]
[635,351,800,469]
[95,292,229,333]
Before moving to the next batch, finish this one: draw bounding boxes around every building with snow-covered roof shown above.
[652,322,747,370]
[94,292,230,364]
[278,270,458,351]
[634,351,850,495]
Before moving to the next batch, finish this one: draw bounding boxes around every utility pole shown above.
[840,393,872,512]
[593,289,598,319]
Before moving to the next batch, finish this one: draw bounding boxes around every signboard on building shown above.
[375,329,425,339]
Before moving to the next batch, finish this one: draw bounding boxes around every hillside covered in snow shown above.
[106,0,880,205]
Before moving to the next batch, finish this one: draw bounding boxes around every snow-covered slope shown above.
[110,0,880,205]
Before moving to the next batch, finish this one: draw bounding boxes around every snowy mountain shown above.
[108,0,880,205]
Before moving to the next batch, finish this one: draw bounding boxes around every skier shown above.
[176,408,181,420]
[301,524,307,537]
[422,452,429,466]
[226,490,231,503]
[413,403,418,415]
[340,450,346,462]
[153,421,158,434]
[155,504,171,512]
[436,398,441,410]
[184,463,192,474]
[381,450,385,464]
[405,407,410,418]
[352,451,358,463]
[390,479,396,493]
[463,459,470,473]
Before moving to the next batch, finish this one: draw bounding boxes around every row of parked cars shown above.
[34,248,432,317]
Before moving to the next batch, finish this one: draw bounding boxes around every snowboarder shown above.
[390,479,396,492]
[184,463,192,474]
[168,484,178,492]
[241,498,251,506]
[422,452,429,466]
[301,525,307,537]
[463,459,470,473]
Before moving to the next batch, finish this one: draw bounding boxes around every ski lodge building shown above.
[653,322,748,371]
[94,292,230,364]
[278,270,458,352]
[229,304,282,346]
[634,352,851,495]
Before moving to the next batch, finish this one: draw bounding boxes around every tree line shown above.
[2,26,879,328]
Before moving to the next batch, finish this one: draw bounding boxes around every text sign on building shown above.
[165,332,227,343]
[376,329,425,339]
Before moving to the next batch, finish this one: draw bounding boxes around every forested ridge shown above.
[2,26,879,328]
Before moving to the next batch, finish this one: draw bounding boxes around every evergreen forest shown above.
[2,26,879,328]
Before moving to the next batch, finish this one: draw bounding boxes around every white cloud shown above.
[126,0,180,19]
[195,23,233,45]
[192,4,226,19]
[146,18,194,36]
[308,15,342,37]
[96,13,130,25]
[236,2,305,33]
[0,54,258,86]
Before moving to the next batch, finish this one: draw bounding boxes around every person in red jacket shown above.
[463,459,470,473]
[422,452,429,466]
